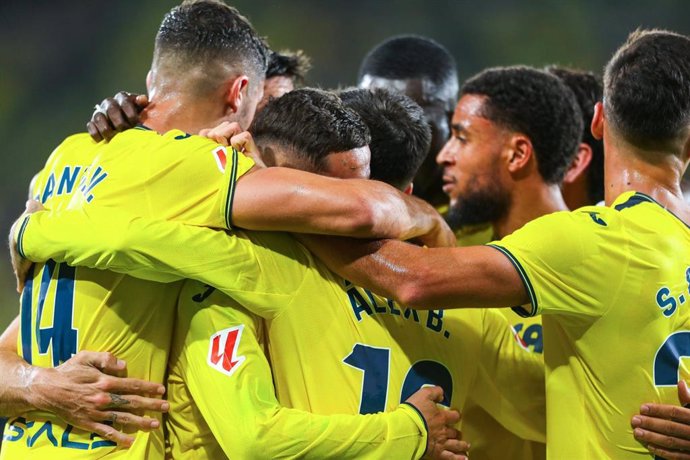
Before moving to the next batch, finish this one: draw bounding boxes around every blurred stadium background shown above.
[1,0,688,331]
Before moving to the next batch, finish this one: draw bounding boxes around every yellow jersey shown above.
[4,128,253,459]
[167,279,431,459]
[455,226,546,460]
[16,206,547,452]
[493,191,690,458]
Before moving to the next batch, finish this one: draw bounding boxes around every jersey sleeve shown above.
[467,309,546,443]
[15,206,308,319]
[140,132,255,229]
[177,301,429,459]
[488,209,619,318]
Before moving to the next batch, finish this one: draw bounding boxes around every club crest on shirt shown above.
[207,325,246,377]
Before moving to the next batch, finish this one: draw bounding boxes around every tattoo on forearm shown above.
[109,393,130,407]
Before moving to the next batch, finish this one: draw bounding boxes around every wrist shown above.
[24,365,53,412]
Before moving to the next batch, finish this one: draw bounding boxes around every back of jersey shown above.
[3,129,252,459]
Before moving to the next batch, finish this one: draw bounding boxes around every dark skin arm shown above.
[87,91,148,142]
[295,235,528,310]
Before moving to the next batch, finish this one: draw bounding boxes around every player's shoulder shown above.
[47,132,98,159]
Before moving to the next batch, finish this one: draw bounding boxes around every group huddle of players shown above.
[1,1,690,459]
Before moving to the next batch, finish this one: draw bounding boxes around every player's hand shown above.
[198,121,243,147]
[29,351,168,447]
[406,386,469,460]
[632,381,690,459]
[87,91,148,142]
[9,200,44,293]
[415,209,457,248]
[230,129,266,167]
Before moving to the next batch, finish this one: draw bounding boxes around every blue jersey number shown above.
[343,343,453,414]
[654,331,690,386]
[20,260,78,366]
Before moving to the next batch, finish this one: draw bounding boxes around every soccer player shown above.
[435,66,582,460]
[14,87,548,456]
[5,87,463,459]
[295,31,690,459]
[358,35,458,209]
[0,2,452,458]
[547,66,606,209]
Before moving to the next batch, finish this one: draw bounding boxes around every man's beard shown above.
[445,175,510,230]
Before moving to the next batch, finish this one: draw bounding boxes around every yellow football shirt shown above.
[16,207,546,451]
[455,226,546,460]
[167,280,430,459]
[4,128,253,459]
[493,191,690,458]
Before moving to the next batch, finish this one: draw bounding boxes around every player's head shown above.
[257,49,311,112]
[598,29,690,166]
[251,88,371,179]
[339,88,431,191]
[547,66,605,206]
[358,35,458,204]
[438,66,582,228]
[150,0,268,129]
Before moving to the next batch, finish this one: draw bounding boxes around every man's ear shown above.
[506,134,533,176]
[563,143,593,184]
[226,75,250,113]
[591,101,604,140]
[146,70,153,94]
[403,183,414,195]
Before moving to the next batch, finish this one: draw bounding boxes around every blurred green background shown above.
[1,0,688,332]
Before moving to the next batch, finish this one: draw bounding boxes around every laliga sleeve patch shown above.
[207,325,246,377]
[212,146,228,173]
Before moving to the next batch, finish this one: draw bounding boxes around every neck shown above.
[603,131,689,220]
[140,91,229,135]
[493,181,568,239]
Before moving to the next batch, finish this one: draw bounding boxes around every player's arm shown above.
[234,166,455,247]
[0,317,168,446]
[296,235,529,310]
[179,309,465,459]
[86,99,455,247]
[13,207,303,320]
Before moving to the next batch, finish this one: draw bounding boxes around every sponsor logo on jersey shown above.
[207,325,246,377]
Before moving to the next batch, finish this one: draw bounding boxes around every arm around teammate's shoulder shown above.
[296,235,528,310]
[232,166,456,247]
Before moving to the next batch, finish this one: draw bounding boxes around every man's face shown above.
[359,75,454,202]
[257,76,295,113]
[437,94,511,228]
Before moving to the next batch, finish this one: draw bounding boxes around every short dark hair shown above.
[153,0,267,95]
[251,88,370,172]
[266,49,311,85]
[604,29,690,152]
[339,88,430,190]
[462,66,583,184]
[547,66,605,203]
[358,35,458,99]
